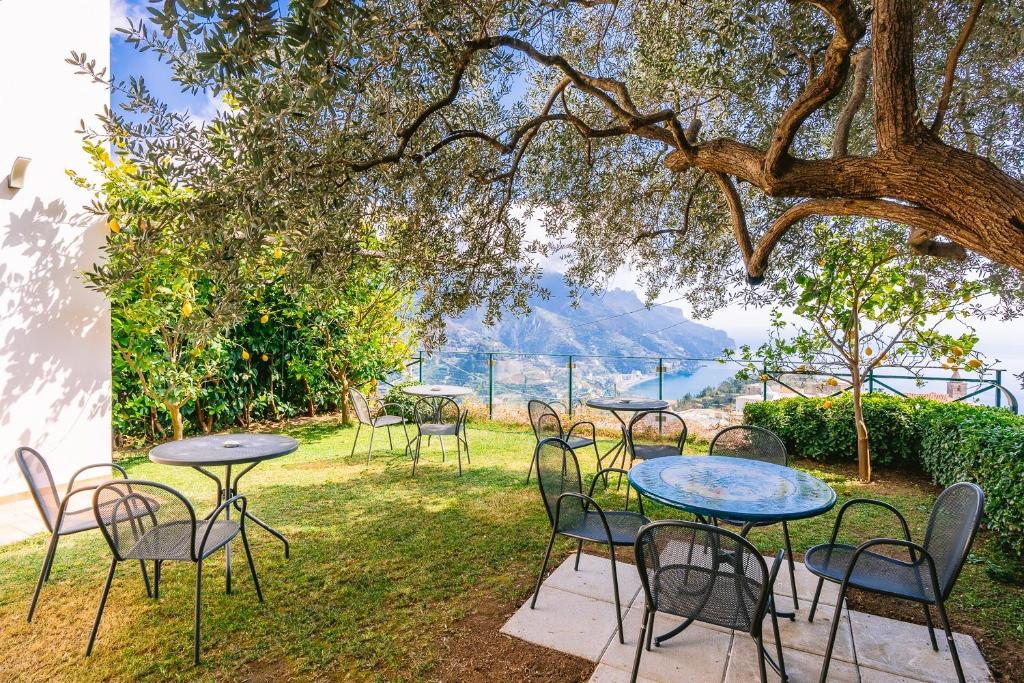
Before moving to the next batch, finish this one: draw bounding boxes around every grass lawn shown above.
[0,418,1021,681]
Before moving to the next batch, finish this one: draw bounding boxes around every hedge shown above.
[745,394,1024,557]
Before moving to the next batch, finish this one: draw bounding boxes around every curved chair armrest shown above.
[760,549,786,615]
[841,538,938,592]
[590,467,645,516]
[828,498,912,545]
[376,401,406,416]
[554,492,617,542]
[566,420,597,442]
[66,462,128,495]
[196,494,247,560]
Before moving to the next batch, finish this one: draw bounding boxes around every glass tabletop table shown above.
[585,397,670,471]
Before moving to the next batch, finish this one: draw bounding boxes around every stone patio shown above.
[501,553,993,682]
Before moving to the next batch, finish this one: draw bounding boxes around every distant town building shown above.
[947,370,968,400]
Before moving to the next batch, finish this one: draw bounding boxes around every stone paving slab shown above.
[500,553,994,683]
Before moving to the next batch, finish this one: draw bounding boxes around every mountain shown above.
[443,273,733,371]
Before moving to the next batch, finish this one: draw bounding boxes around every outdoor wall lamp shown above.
[7,157,30,189]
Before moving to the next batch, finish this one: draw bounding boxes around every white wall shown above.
[0,0,111,497]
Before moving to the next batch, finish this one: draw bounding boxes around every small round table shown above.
[585,397,670,470]
[401,384,473,399]
[628,456,836,643]
[150,433,298,593]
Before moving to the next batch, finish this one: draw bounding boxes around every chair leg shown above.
[412,436,421,475]
[631,604,650,683]
[154,560,162,600]
[817,583,848,683]
[782,521,799,611]
[439,436,446,462]
[526,448,536,485]
[608,544,624,644]
[756,634,769,683]
[27,530,60,622]
[462,430,471,463]
[808,577,825,622]
[935,594,967,683]
[387,425,394,450]
[922,604,939,651]
[240,526,264,603]
[367,426,376,465]
[531,530,558,609]
[194,559,203,666]
[573,540,584,570]
[456,433,463,476]
[769,596,787,680]
[86,558,117,656]
[350,423,361,457]
[139,558,153,598]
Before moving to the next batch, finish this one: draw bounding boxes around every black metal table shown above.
[585,397,670,470]
[628,456,836,643]
[149,433,298,593]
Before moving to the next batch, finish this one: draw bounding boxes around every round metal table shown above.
[628,455,836,643]
[585,397,670,470]
[400,383,473,399]
[150,433,298,593]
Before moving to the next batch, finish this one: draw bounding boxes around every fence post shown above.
[488,352,494,420]
[996,369,1003,408]
[418,350,424,383]
[657,358,664,401]
[568,355,574,417]
[868,368,874,394]
[762,362,768,401]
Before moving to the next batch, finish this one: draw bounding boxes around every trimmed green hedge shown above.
[745,395,1024,557]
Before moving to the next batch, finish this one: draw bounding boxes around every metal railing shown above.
[390,349,1017,417]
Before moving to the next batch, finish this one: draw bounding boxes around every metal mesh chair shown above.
[804,482,984,683]
[14,447,153,622]
[632,521,786,682]
[526,399,600,484]
[624,410,687,462]
[530,437,648,643]
[86,480,263,665]
[411,397,469,475]
[348,387,411,463]
[707,425,801,613]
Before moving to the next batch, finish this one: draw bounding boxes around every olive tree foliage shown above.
[71,0,1024,333]
[726,220,998,481]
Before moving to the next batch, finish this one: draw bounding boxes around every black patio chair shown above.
[348,387,411,463]
[804,482,984,683]
[624,410,687,462]
[708,424,801,613]
[526,399,600,484]
[530,437,649,644]
[86,480,263,665]
[14,446,153,622]
[631,521,787,683]
[411,396,469,475]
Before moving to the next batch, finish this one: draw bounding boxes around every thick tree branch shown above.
[931,0,985,134]
[873,0,924,149]
[710,173,756,279]
[764,0,865,176]
[832,47,872,157]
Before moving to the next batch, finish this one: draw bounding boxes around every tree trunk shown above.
[340,375,352,426]
[851,376,871,482]
[168,404,185,441]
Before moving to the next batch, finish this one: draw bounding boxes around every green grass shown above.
[0,419,1021,681]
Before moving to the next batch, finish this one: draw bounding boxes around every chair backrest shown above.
[414,396,461,426]
[922,482,985,598]
[527,400,564,442]
[93,480,198,562]
[14,447,61,532]
[627,410,687,453]
[348,387,373,426]
[634,520,772,636]
[709,425,787,466]
[533,437,585,531]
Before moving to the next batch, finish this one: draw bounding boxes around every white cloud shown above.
[110,0,148,35]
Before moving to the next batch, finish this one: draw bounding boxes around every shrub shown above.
[745,395,1024,557]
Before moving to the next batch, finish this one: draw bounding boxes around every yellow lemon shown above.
[827,377,839,387]
[951,346,964,357]
[181,301,193,317]
[759,374,770,382]
[260,314,269,324]
[108,219,120,234]
[822,400,833,409]
[261,353,269,362]
[962,293,972,303]
[967,358,982,370]
[864,347,873,356]
[242,350,251,361]
[273,247,283,260]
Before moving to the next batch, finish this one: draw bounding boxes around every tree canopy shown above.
[74,0,1024,332]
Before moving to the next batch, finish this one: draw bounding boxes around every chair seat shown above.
[652,563,763,632]
[123,519,240,561]
[419,423,458,436]
[566,436,595,449]
[57,495,162,535]
[632,444,681,460]
[560,510,649,545]
[372,415,405,427]
[804,543,936,602]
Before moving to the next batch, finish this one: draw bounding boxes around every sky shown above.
[107,1,1023,392]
